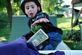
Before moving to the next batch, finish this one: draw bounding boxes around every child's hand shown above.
[32,18,49,26]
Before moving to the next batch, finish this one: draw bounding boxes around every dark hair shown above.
[21,0,42,17]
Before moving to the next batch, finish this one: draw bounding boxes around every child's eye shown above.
[27,7,29,10]
[31,6,34,9]
[26,7,29,10]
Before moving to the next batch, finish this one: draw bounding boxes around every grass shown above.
[57,17,72,39]
[57,16,82,50]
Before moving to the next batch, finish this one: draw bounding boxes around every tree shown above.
[0,0,12,29]
[0,0,21,29]
[13,0,22,15]
[6,0,13,28]
[0,0,6,15]
[41,0,58,15]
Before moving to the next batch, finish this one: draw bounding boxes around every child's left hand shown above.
[32,18,49,26]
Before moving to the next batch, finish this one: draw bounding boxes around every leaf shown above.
[31,25,42,33]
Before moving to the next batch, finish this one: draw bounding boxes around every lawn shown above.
[57,16,82,50]
[57,17,71,39]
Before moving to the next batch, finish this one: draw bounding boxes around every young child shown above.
[21,0,63,50]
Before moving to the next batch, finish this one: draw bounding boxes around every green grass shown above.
[57,16,82,50]
[57,17,71,39]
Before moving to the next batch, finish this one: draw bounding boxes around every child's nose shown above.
[29,8,33,11]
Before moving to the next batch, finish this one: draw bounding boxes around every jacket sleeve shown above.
[36,12,49,20]
[36,22,63,35]
[23,31,34,40]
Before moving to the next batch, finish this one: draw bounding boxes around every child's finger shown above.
[39,18,49,22]
[32,18,49,26]
[32,20,40,26]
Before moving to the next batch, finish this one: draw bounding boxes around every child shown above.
[21,0,63,50]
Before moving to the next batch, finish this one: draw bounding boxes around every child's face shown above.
[25,1,39,18]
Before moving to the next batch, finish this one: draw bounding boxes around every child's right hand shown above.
[31,18,49,26]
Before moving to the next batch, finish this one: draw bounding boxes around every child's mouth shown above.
[30,13,33,16]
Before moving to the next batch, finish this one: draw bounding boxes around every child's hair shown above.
[21,0,42,16]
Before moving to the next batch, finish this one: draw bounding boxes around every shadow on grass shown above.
[64,40,82,50]
[63,29,82,50]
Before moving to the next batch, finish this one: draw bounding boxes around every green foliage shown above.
[0,0,23,16]
[41,0,57,15]
[12,3,21,15]
[31,25,42,33]
[0,0,7,16]
[0,0,6,7]
[0,0,59,15]
[12,0,24,15]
